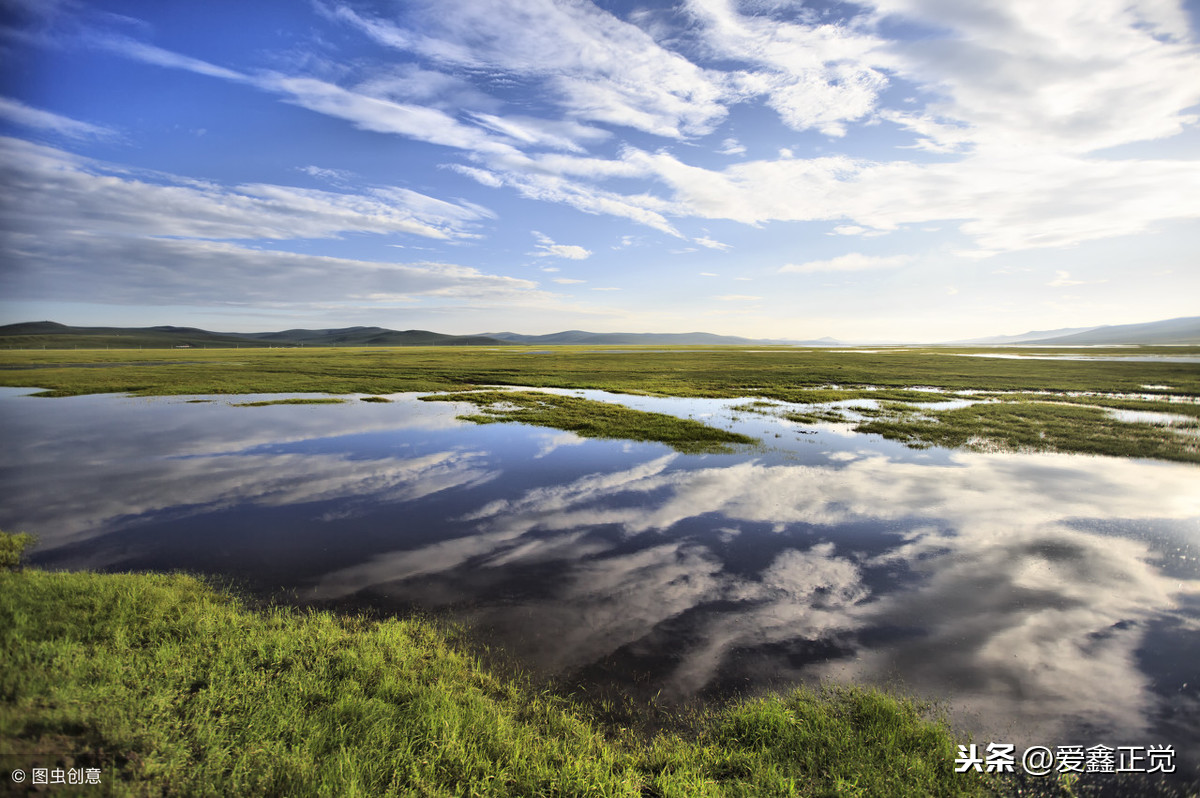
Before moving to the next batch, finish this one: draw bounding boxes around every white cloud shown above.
[0,137,490,242]
[94,35,520,156]
[622,147,1200,254]
[530,231,592,260]
[1047,270,1085,287]
[714,294,761,301]
[685,0,888,136]
[467,113,611,153]
[717,137,745,155]
[864,0,1200,155]
[781,253,912,273]
[451,160,682,237]
[0,137,539,308]
[299,165,355,183]
[328,0,732,138]
[831,224,867,236]
[552,277,586,284]
[25,0,1200,282]
[0,233,544,306]
[261,73,515,155]
[92,35,248,82]
[695,235,731,251]
[0,96,117,139]
[353,63,499,112]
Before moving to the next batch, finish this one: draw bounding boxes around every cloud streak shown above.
[781,253,912,274]
[80,5,1200,258]
[0,96,117,139]
[0,137,547,307]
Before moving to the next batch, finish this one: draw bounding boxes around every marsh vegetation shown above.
[1,344,1197,461]
[421,389,756,453]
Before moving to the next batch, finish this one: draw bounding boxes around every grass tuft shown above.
[230,397,346,407]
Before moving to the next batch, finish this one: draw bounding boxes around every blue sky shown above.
[1,0,1198,341]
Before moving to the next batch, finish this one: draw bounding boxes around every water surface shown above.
[2,388,1197,782]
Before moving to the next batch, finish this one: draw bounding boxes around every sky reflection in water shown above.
[1,388,1198,775]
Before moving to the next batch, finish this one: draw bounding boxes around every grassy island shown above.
[420,389,756,453]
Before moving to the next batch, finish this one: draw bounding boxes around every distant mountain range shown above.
[0,322,504,348]
[481,330,840,346]
[1,316,1196,349]
[946,326,1102,345]
[944,315,1200,346]
[0,322,842,348]
[0,321,837,348]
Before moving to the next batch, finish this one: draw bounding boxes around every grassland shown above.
[421,390,756,453]
[1,345,1198,461]
[855,398,1200,460]
[1,533,996,797]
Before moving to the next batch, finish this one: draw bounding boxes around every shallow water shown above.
[2,387,1198,782]
[950,353,1200,363]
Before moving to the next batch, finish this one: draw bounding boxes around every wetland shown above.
[2,345,1199,794]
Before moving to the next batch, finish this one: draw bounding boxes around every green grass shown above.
[421,390,756,454]
[785,409,852,425]
[855,400,1200,463]
[0,531,34,569]
[0,532,998,797]
[1,345,1197,462]
[230,397,347,407]
[3,346,1197,399]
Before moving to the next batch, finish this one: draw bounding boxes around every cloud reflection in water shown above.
[317,448,1199,755]
[2,390,1197,767]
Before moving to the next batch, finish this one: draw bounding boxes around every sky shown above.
[1,0,1198,342]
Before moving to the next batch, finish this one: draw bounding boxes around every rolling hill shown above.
[3,316,1195,349]
[1018,316,1200,346]
[480,330,840,346]
[0,322,508,349]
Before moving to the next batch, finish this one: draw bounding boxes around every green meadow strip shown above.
[420,390,756,454]
[230,397,347,407]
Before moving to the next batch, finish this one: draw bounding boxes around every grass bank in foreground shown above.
[0,534,995,797]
